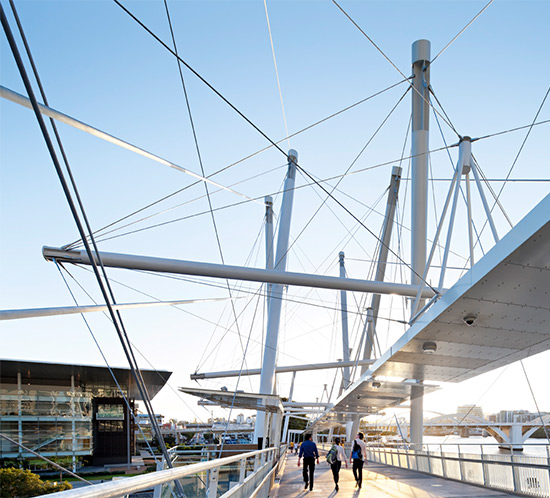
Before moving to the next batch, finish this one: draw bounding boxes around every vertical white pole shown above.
[265,196,274,315]
[338,252,351,390]
[271,410,282,450]
[350,166,402,443]
[263,196,275,448]
[239,458,246,483]
[282,371,296,443]
[410,383,424,450]
[362,165,402,365]
[410,164,461,318]
[438,138,469,289]
[254,150,298,445]
[411,39,431,287]
[470,156,500,243]
[466,175,474,267]
[207,467,219,498]
[410,39,430,450]
[347,420,357,445]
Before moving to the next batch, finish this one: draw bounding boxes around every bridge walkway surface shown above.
[272,452,520,498]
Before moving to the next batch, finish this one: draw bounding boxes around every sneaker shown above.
[355,480,358,488]
[304,482,308,490]
[335,484,339,492]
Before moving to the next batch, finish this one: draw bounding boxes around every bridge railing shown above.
[40,445,286,498]
[366,443,550,498]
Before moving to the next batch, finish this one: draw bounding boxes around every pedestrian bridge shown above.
[273,450,520,497]
[42,443,550,497]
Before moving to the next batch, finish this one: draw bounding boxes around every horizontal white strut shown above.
[43,247,436,299]
[283,402,332,407]
[0,85,261,205]
[191,359,374,380]
[0,297,233,321]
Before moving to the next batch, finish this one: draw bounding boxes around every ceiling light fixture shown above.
[422,341,437,354]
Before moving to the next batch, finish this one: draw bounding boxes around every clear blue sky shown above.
[1,0,549,423]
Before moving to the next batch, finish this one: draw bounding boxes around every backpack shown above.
[352,440,362,460]
[326,445,338,465]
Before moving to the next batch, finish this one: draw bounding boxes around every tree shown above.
[0,468,72,497]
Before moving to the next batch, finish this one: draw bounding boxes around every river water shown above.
[423,435,550,458]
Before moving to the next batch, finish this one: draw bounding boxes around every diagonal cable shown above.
[275,87,410,271]
[429,0,495,66]
[54,260,165,463]
[296,162,439,296]
[1,5,180,485]
[114,0,288,159]
[59,263,210,425]
[472,119,550,143]
[331,0,458,136]
[263,0,290,147]
[489,84,550,210]
[474,84,550,243]
[520,360,550,442]
[58,75,410,249]
[67,163,285,249]
[162,0,252,389]
[0,433,92,484]
[60,77,407,248]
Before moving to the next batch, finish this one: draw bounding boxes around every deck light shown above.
[422,341,437,354]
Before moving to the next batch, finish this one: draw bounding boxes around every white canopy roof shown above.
[308,193,550,429]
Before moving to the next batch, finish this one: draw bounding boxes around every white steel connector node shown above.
[459,136,472,174]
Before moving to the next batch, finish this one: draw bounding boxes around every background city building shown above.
[0,359,171,469]
[457,405,484,419]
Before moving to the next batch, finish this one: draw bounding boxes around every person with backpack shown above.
[350,432,367,488]
[326,437,347,492]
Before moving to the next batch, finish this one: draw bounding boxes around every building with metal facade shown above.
[0,359,171,467]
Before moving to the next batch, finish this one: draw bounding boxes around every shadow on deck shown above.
[271,452,520,497]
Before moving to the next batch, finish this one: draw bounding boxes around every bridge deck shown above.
[272,452,519,497]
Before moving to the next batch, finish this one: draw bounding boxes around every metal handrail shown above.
[42,447,278,498]
[375,446,550,469]
[366,444,550,498]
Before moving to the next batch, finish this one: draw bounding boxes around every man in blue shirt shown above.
[298,433,319,491]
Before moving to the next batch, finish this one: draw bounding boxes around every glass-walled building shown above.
[0,359,171,468]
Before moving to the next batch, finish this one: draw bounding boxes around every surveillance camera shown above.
[463,314,477,326]
[356,394,362,400]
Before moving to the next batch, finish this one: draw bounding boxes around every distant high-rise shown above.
[495,410,532,423]
[457,405,484,419]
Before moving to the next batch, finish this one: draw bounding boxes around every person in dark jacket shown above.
[297,433,319,491]
[350,432,367,488]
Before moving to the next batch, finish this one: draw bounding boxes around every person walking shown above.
[326,437,347,492]
[297,433,319,491]
[350,431,367,488]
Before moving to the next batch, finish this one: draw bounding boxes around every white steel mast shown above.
[410,39,431,450]
[253,150,298,446]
